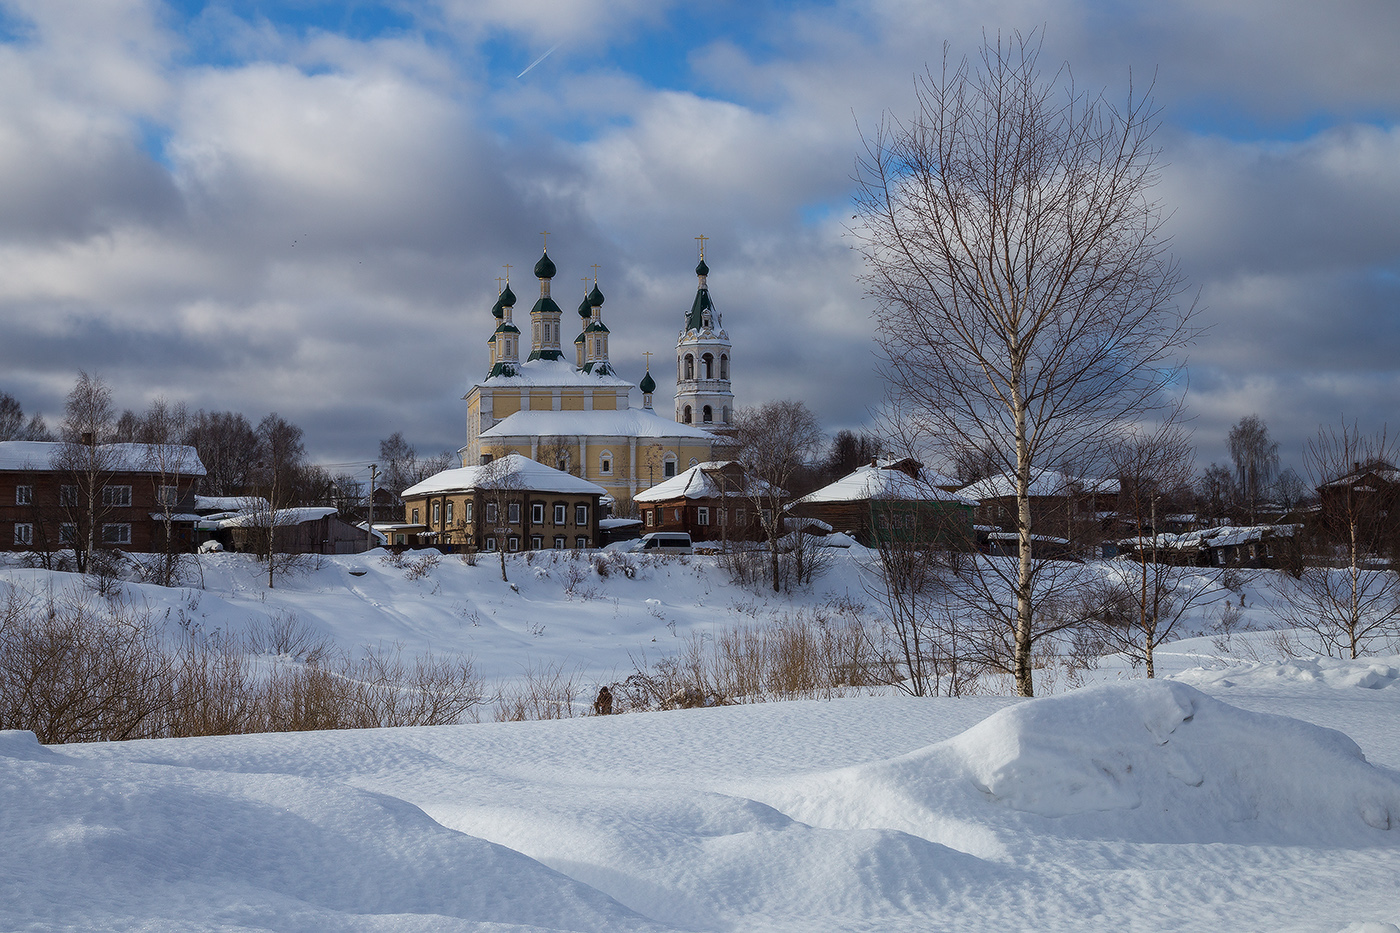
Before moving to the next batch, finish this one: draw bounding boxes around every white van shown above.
[637,532,694,554]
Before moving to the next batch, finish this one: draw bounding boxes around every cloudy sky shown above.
[1,0,1397,481]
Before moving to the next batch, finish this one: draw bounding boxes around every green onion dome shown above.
[534,251,556,279]
[639,370,656,394]
[588,283,604,307]
[578,294,592,318]
[695,258,709,277]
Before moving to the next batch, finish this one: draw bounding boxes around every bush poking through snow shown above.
[0,584,484,741]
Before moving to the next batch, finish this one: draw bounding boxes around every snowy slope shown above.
[3,551,1400,931]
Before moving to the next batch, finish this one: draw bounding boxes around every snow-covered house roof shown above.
[957,469,1118,500]
[1319,462,1400,490]
[634,461,780,503]
[218,507,339,528]
[0,441,206,474]
[790,459,977,508]
[1119,523,1301,552]
[194,495,268,513]
[480,408,718,441]
[400,453,607,498]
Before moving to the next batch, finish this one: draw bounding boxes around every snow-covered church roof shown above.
[474,358,634,390]
[480,408,718,441]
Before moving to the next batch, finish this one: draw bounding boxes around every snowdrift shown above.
[764,681,1400,850]
[0,730,652,933]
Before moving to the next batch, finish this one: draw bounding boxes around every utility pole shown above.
[367,463,378,552]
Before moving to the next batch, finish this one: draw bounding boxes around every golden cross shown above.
[503,263,511,282]
[496,276,503,292]
[643,350,654,371]
[582,277,590,295]
[540,231,550,250]
[591,263,601,282]
[695,234,707,259]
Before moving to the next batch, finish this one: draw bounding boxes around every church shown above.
[460,243,736,512]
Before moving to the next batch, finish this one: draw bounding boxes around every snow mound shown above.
[767,682,1400,849]
[0,742,652,932]
[1176,655,1400,691]
[0,729,55,762]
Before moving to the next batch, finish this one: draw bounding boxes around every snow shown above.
[481,407,719,441]
[957,468,1119,499]
[476,357,635,388]
[401,453,609,498]
[634,461,777,501]
[3,552,1400,931]
[0,440,206,474]
[791,460,976,506]
[217,506,339,527]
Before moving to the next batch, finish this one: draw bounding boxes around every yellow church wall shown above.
[493,393,522,418]
[593,394,616,411]
[561,392,584,411]
[530,391,554,410]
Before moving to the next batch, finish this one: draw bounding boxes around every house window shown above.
[485,536,497,551]
[507,536,520,552]
[157,486,179,507]
[576,536,588,549]
[485,502,498,524]
[412,508,420,524]
[575,504,588,525]
[101,523,131,545]
[508,502,521,524]
[531,535,542,550]
[59,523,76,544]
[554,535,566,549]
[433,502,441,525]
[697,507,709,525]
[554,503,566,524]
[736,507,747,524]
[102,485,132,507]
[445,501,454,525]
[645,510,654,527]
[13,523,33,545]
[762,509,772,525]
[60,485,77,507]
[465,501,473,523]
[15,485,32,506]
[395,534,406,545]
[532,502,545,524]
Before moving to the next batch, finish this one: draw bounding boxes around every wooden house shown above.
[786,458,976,549]
[399,453,605,553]
[0,440,205,556]
[633,461,779,542]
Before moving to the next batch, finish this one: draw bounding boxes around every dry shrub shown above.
[616,601,883,712]
[0,585,484,743]
[492,660,583,721]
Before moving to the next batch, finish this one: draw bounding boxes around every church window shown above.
[720,355,729,379]
[533,323,540,343]
[702,353,714,379]
[722,406,730,424]
[702,405,713,423]
[480,453,493,465]
[684,355,694,380]
[663,454,677,478]
[683,405,693,424]
[599,451,613,475]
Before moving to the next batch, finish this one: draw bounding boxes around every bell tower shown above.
[675,237,734,430]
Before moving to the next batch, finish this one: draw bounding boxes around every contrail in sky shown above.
[517,44,559,79]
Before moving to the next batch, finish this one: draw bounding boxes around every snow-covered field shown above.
[3,549,1400,932]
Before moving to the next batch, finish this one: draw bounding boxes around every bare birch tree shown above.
[52,372,118,573]
[855,32,1194,695]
